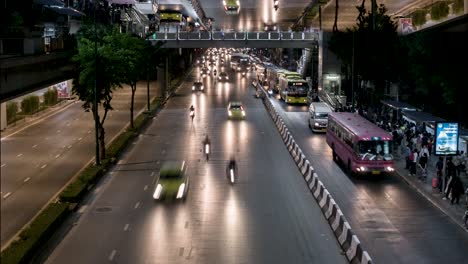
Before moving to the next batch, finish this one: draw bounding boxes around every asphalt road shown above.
[45,58,347,264]
[267,95,468,264]
[0,81,160,247]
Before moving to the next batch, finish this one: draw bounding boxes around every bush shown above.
[43,88,58,106]
[20,95,40,115]
[412,9,428,26]
[106,131,135,159]
[431,1,449,20]
[6,102,18,123]
[0,203,69,264]
[452,0,464,14]
[59,164,104,203]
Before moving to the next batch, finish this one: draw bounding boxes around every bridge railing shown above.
[150,31,318,41]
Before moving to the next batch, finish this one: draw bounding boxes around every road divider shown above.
[259,90,373,264]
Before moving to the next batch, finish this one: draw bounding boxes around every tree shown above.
[333,0,339,32]
[430,2,449,21]
[412,9,427,27]
[72,27,126,160]
[328,2,400,105]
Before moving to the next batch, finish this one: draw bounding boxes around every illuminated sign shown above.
[292,82,304,86]
[435,122,459,156]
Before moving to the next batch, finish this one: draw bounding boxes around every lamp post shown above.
[93,0,100,165]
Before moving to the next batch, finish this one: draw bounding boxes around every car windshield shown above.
[357,140,393,161]
[314,113,328,119]
[230,105,242,110]
[194,82,202,86]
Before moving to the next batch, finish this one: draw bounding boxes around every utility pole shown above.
[351,31,355,111]
[319,5,322,31]
[371,0,376,31]
[93,0,100,165]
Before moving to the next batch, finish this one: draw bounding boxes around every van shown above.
[308,102,332,133]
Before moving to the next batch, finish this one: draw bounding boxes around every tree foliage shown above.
[452,0,465,14]
[430,1,449,21]
[412,9,428,27]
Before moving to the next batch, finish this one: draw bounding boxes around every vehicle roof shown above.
[402,110,446,123]
[329,112,392,140]
[310,102,332,112]
[160,161,186,178]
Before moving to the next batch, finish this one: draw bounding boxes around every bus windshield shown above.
[357,140,393,161]
[287,83,307,96]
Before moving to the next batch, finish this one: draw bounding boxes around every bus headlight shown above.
[386,166,395,172]
[314,122,319,127]
[228,111,232,116]
[357,166,367,172]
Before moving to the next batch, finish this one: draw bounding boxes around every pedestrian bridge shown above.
[148,31,319,48]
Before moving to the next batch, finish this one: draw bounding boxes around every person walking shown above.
[418,153,428,181]
[405,144,412,170]
[410,149,418,176]
[450,176,464,205]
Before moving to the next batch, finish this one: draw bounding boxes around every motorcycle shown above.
[227,160,237,184]
[204,143,210,161]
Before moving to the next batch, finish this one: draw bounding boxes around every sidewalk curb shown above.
[396,171,468,232]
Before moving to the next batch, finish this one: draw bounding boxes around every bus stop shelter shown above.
[401,110,446,135]
[381,100,418,123]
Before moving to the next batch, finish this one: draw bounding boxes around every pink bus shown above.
[326,112,395,175]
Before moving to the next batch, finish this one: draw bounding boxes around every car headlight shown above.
[314,122,319,126]
[153,184,163,199]
[192,86,195,90]
[219,77,222,80]
[176,183,186,199]
[226,76,229,80]
[357,166,367,172]
[201,86,204,90]
[228,111,232,116]
[242,110,245,116]
[386,166,394,172]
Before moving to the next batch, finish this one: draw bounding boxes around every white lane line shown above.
[41,164,47,169]
[24,177,31,183]
[1,164,6,168]
[32,144,38,148]
[78,137,82,141]
[3,192,12,199]
[134,202,140,209]
[17,153,23,157]
[87,130,91,134]
[94,186,101,193]
[144,185,148,191]
[78,205,88,213]
[109,250,117,261]
[67,145,72,149]
[57,130,61,133]
[124,224,129,231]
[150,171,155,177]
[55,154,61,159]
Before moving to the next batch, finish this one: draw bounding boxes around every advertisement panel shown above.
[55,80,70,99]
[399,18,414,35]
[435,122,459,156]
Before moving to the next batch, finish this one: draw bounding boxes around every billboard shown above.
[435,122,459,156]
[55,80,71,99]
[399,18,414,35]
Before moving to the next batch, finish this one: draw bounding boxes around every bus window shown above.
[357,140,393,161]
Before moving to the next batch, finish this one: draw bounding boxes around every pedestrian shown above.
[405,144,411,170]
[420,145,430,160]
[436,157,444,192]
[450,176,464,205]
[410,149,418,176]
[418,153,428,181]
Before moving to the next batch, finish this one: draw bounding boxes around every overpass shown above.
[150,31,318,48]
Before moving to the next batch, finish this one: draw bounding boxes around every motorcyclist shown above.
[203,135,211,146]
[227,158,237,183]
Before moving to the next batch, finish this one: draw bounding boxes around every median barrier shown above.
[259,89,373,264]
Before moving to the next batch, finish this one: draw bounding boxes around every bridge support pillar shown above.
[465,0,468,14]
[0,102,6,131]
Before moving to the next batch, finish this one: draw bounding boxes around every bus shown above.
[159,11,186,32]
[267,68,287,93]
[326,112,395,175]
[223,0,240,15]
[230,53,248,69]
[278,75,309,104]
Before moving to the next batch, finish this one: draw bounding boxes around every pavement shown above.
[393,145,468,230]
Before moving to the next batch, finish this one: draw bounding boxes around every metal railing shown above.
[150,31,318,41]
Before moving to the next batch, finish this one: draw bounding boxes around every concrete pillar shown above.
[465,0,468,14]
[1,102,6,131]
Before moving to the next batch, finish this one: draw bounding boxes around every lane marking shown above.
[32,144,38,148]
[55,154,61,159]
[134,202,140,209]
[124,224,129,231]
[67,145,72,149]
[41,164,47,169]
[78,137,82,141]
[87,130,91,134]
[1,164,6,168]
[150,171,155,177]
[78,205,88,213]
[144,185,148,191]
[185,221,189,229]
[94,187,101,193]
[24,177,31,183]
[179,247,184,257]
[109,250,117,261]
[17,153,23,157]
[57,130,61,133]
[3,192,12,199]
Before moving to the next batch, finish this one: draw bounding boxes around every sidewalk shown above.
[393,146,468,230]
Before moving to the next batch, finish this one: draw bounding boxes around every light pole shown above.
[93,0,100,165]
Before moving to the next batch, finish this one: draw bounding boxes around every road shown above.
[45,60,347,263]
[267,95,468,264]
[0,81,160,247]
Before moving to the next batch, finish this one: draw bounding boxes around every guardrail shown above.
[150,31,318,41]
